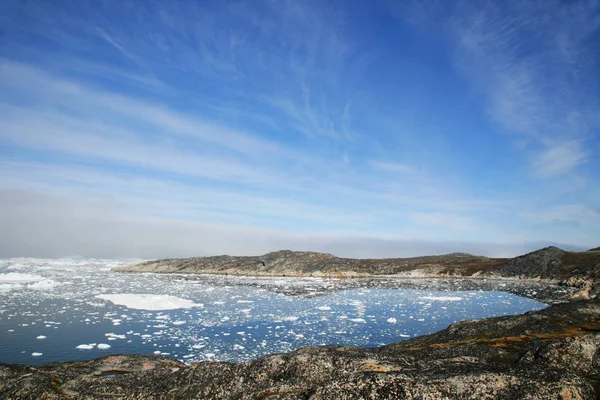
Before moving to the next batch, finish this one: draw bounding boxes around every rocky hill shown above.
[113,250,498,278]
[114,246,600,298]
[3,299,599,399]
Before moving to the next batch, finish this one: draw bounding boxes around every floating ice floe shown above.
[31,352,43,357]
[76,344,96,350]
[387,318,397,324]
[29,280,60,290]
[419,296,463,302]
[349,318,366,323]
[97,343,111,350]
[95,294,203,310]
[0,273,45,283]
[36,335,47,339]
[172,321,187,325]
[316,306,331,311]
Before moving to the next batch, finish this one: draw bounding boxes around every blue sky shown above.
[0,0,599,258]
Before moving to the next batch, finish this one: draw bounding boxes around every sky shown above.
[0,0,599,259]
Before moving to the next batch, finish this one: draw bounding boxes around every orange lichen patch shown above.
[405,323,600,351]
[105,356,121,363]
[362,360,393,372]
[579,322,600,331]
[141,362,154,370]
[255,387,304,400]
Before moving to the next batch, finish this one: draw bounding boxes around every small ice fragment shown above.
[419,296,462,302]
[36,335,47,339]
[349,318,366,323]
[172,321,186,325]
[32,352,43,357]
[316,306,331,311]
[386,318,397,324]
[76,344,95,350]
[97,343,111,350]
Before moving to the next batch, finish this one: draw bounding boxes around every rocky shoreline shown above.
[115,246,600,300]
[2,246,600,399]
[2,299,600,399]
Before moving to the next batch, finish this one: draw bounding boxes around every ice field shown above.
[0,258,548,365]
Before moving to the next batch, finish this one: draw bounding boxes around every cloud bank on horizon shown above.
[0,0,598,258]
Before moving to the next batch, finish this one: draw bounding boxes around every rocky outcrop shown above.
[114,246,600,299]
[114,250,501,278]
[489,246,566,279]
[3,299,600,399]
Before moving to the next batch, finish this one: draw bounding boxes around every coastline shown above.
[2,246,599,399]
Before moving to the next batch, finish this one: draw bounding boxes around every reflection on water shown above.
[1,258,547,365]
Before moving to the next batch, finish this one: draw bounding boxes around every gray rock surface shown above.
[2,299,600,399]
[490,246,566,279]
[113,250,499,278]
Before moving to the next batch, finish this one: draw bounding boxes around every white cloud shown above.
[409,0,600,178]
[533,141,589,178]
[0,189,578,259]
[530,204,600,224]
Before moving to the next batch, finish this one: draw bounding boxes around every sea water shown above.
[0,258,548,365]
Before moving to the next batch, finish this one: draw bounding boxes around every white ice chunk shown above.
[95,294,202,310]
[32,352,43,357]
[76,344,96,350]
[349,318,366,323]
[0,273,45,283]
[29,279,60,290]
[36,335,47,339]
[419,296,463,302]
[172,321,187,325]
[97,343,111,350]
[316,306,331,311]
[387,318,397,324]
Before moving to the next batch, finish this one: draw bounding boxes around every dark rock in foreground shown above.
[114,246,600,299]
[3,299,600,399]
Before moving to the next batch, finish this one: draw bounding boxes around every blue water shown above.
[0,259,547,365]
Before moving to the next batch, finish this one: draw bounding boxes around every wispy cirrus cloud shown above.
[401,0,600,178]
[0,0,598,257]
[450,0,600,178]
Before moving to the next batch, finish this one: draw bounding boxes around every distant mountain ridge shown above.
[114,246,600,299]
